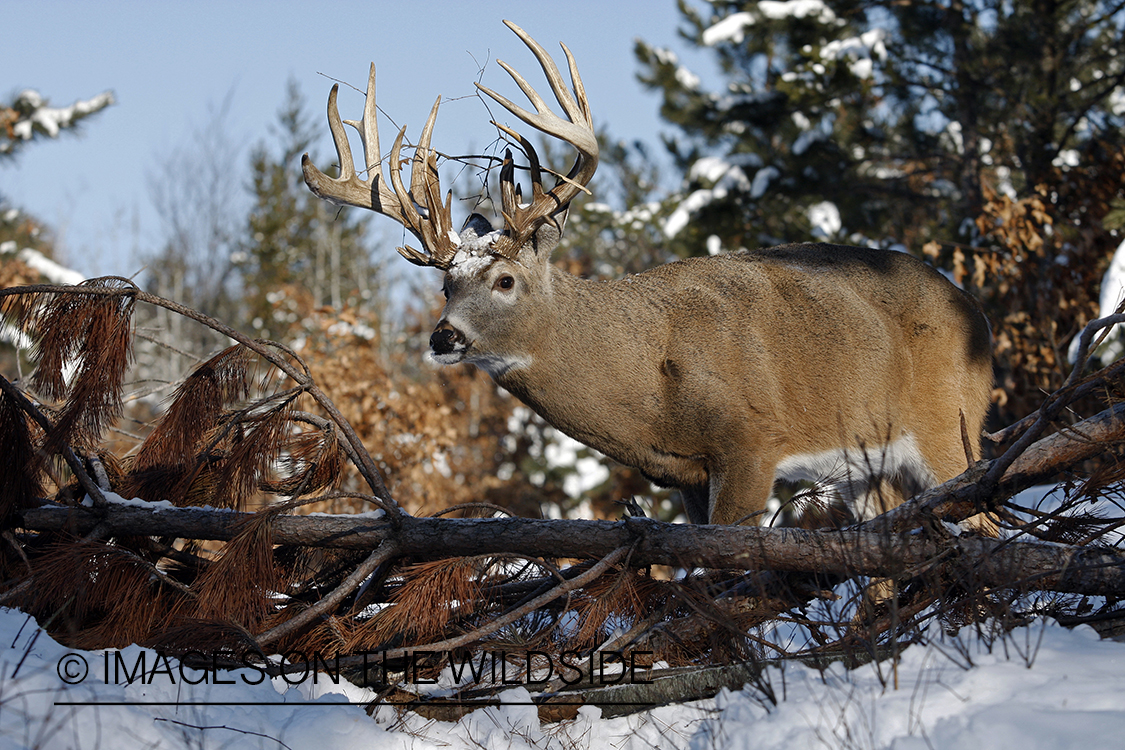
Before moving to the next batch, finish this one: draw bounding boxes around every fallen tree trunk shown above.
[18,400,1125,596]
[18,500,1125,596]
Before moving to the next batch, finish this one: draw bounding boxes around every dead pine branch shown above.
[0,280,400,518]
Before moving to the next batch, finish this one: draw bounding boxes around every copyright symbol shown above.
[57,653,88,684]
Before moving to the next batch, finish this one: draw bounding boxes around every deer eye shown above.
[495,275,515,291]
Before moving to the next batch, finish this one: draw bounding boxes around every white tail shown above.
[303,21,995,530]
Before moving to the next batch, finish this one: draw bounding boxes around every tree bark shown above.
[18,502,1125,597]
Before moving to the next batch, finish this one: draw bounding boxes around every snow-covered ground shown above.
[2,604,1124,749]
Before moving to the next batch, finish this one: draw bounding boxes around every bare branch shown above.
[255,542,400,647]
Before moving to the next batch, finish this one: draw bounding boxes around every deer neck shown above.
[490,268,662,454]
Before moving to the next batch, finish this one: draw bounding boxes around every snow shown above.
[449,249,495,279]
[4,604,1125,749]
[1097,238,1125,322]
[758,0,837,24]
[104,493,180,512]
[807,201,841,238]
[750,165,779,199]
[674,65,701,91]
[543,432,610,499]
[0,244,85,286]
[665,158,757,239]
[702,12,756,46]
[689,156,737,184]
[701,2,838,46]
[448,219,503,280]
[2,90,115,151]
[663,158,780,238]
[1068,237,1125,364]
[664,191,711,238]
[1053,149,1081,168]
[326,319,378,340]
[1110,86,1125,116]
[792,113,834,155]
[0,242,87,349]
[943,121,965,155]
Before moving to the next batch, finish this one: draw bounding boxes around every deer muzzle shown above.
[430,322,467,360]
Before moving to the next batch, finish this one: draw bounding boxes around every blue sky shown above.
[4,1,714,278]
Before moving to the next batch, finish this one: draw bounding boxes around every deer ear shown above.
[524,207,568,261]
[461,213,494,235]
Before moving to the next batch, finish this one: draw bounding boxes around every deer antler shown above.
[303,22,598,268]
[301,64,459,270]
[477,20,600,258]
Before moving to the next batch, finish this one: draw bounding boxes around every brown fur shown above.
[437,238,993,529]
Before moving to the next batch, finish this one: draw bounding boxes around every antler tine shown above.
[387,124,431,267]
[413,97,458,265]
[475,20,600,251]
[499,20,589,134]
[386,96,459,269]
[345,63,382,182]
[560,42,592,126]
[478,64,598,159]
[302,66,399,213]
[497,147,533,235]
[303,65,458,270]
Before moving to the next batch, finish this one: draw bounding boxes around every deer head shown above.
[304,21,996,534]
[302,20,596,377]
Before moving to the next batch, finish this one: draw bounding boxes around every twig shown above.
[255,542,400,648]
[959,410,975,466]
[331,546,632,672]
[152,718,294,750]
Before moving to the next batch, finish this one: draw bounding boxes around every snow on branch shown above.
[702,2,839,46]
[0,243,85,286]
[1,88,115,156]
[816,29,887,79]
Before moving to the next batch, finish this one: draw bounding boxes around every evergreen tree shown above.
[239,80,377,340]
[637,0,1125,253]
[2,86,114,267]
[552,132,675,276]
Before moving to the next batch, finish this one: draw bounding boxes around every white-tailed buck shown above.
[303,21,994,530]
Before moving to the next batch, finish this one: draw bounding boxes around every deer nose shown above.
[430,323,465,355]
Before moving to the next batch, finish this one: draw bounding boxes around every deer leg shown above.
[678,485,712,525]
[706,458,776,526]
[848,477,905,522]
